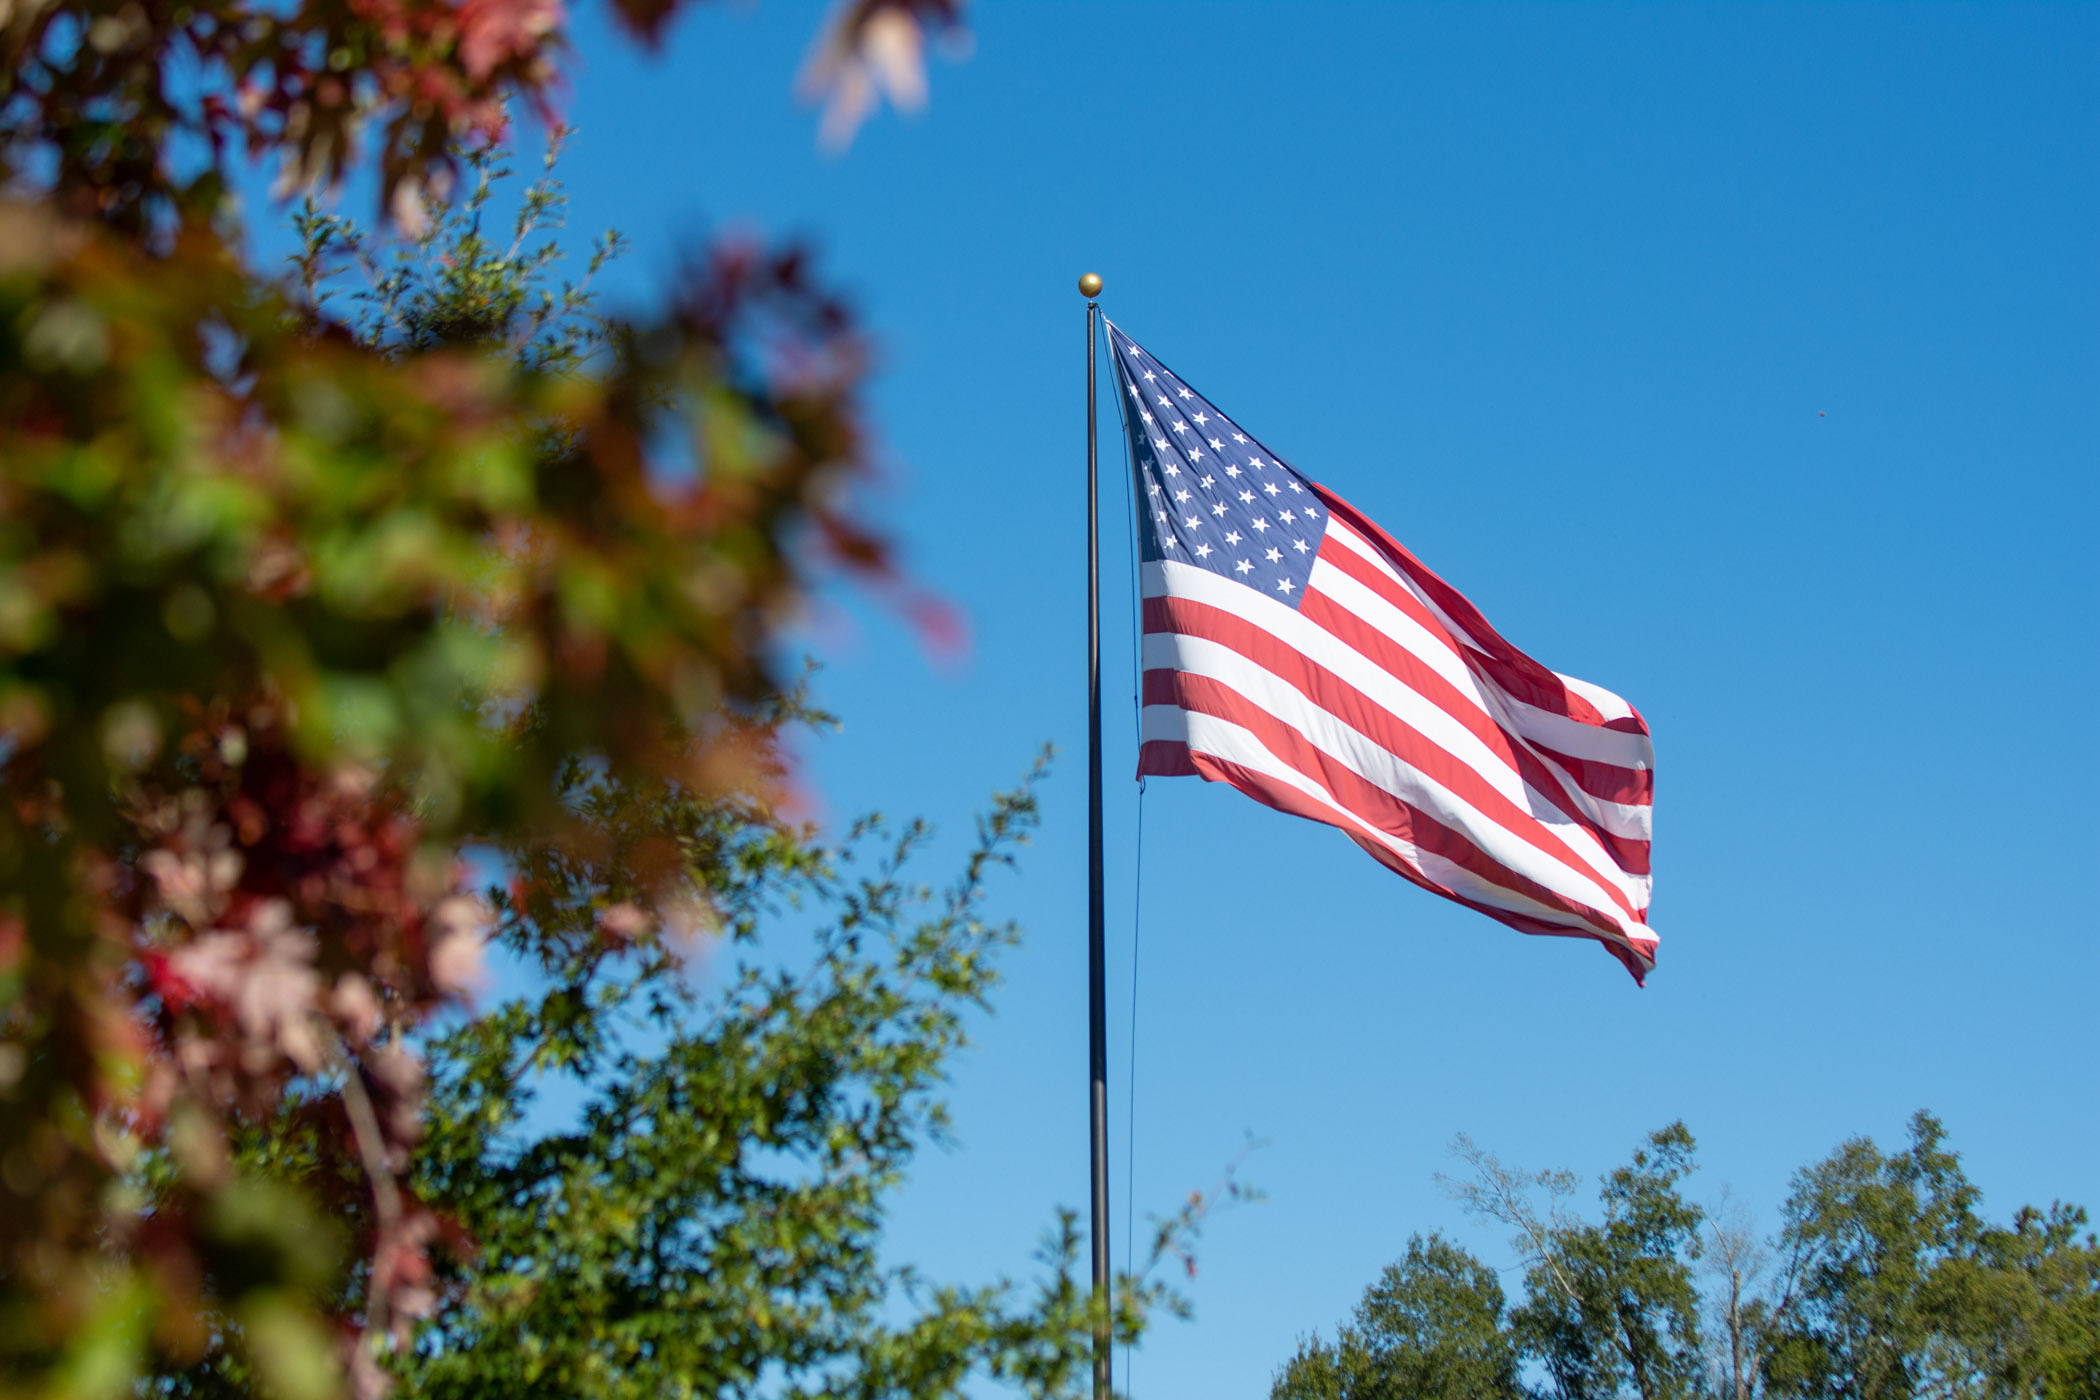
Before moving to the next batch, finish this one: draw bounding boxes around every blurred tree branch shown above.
[0,4,1039,1397]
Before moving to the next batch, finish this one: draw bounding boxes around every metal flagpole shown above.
[1078,269,1110,1400]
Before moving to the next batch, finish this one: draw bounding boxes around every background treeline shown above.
[1272,1114,2097,1400]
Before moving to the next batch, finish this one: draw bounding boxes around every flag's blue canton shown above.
[1107,322,1328,610]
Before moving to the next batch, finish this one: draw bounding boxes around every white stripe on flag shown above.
[1146,560,1652,901]
[1141,629,1649,922]
[1139,704,1648,954]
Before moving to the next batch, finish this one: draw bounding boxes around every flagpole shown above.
[1078,269,1110,1400]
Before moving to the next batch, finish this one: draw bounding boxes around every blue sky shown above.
[274,2,2098,1393]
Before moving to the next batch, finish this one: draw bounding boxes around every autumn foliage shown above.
[0,1,974,1395]
[0,0,964,231]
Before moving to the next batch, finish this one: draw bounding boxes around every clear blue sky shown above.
[280,2,2100,1393]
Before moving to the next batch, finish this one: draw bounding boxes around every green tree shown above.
[402,762,1140,1400]
[161,731,1194,1400]
[1270,1234,1519,1400]
[1513,1124,1706,1400]
[1934,1203,2100,1400]
[1284,1118,2096,1400]
[1985,1205,2100,1399]
[1763,1112,1983,1400]
[1446,1125,1707,1400]
[120,144,1217,1400]
[1764,1113,2099,1400]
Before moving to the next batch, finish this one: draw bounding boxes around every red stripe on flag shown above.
[1524,741,1654,808]
[1313,484,1650,740]
[1309,510,1653,812]
[1142,601,1651,894]
[1292,592,1653,868]
[1144,738,1656,984]
[1151,667,1646,933]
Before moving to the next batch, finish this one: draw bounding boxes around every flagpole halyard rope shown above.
[1121,788,1144,1394]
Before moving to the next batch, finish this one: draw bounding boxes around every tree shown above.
[1962,1204,2100,1400]
[1288,1115,2097,1400]
[10,120,1220,1400]
[1270,1234,1520,1400]
[0,2,1064,1396]
[1514,1124,1706,1400]
[1763,1112,1984,1400]
[0,149,899,1397]
[1763,1112,2100,1400]
[1,0,964,235]
[155,713,1185,1400]
[1703,1188,1774,1400]
[1445,1125,1707,1400]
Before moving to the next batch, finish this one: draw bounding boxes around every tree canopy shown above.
[1271,1117,2098,1400]
[1270,1233,1520,1400]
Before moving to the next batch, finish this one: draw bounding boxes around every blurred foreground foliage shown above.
[1273,1115,2099,1400]
[0,2,1193,1396]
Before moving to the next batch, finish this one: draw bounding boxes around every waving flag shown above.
[1108,321,1658,982]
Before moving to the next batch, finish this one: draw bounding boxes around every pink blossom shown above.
[425,895,490,999]
[457,0,563,82]
[171,900,324,1071]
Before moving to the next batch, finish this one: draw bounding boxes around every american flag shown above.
[1108,321,1658,982]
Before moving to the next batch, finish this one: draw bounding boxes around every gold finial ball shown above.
[1077,272,1103,298]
